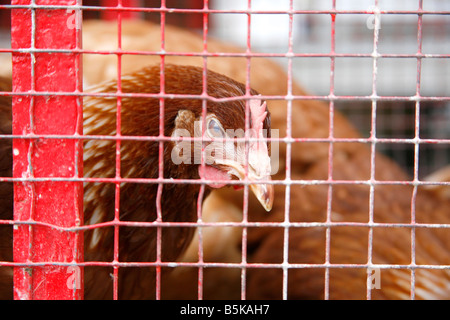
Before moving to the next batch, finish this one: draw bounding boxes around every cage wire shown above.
[0,0,449,300]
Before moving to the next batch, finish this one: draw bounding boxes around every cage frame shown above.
[0,0,448,300]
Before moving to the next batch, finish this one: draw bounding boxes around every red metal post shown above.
[11,0,84,299]
[100,0,142,20]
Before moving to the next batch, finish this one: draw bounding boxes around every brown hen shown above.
[0,65,273,299]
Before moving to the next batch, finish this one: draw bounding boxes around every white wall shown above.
[210,0,450,97]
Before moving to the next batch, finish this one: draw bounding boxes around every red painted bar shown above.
[100,0,142,20]
[11,0,84,299]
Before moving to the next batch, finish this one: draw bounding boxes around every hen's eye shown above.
[207,118,225,138]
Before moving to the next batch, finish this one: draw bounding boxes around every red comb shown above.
[250,96,267,136]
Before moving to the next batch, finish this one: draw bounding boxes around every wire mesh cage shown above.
[0,0,449,300]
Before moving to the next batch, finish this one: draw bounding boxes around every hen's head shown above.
[165,65,274,211]
[171,95,273,212]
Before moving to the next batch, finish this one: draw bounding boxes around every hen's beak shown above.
[219,160,274,212]
[249,176,274,212]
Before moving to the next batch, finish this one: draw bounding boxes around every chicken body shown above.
[245,148,450,300]
[84,64,272,299]
[0,65,272,299]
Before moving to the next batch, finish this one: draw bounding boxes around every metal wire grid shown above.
[0,0,448,300]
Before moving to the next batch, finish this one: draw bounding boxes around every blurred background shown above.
[0,0,449,178]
